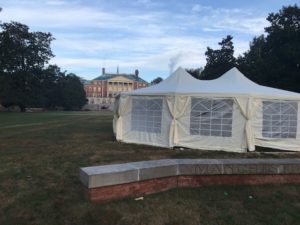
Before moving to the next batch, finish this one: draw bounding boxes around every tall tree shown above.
[0,22,54,74]
[264,5,300,91]
[0,22,54,110]
[59,73,87,110]
[237,35,267,84]
[201,35,236,80]
[238,5,300,92]
[39,65,65,108]
[0,21,87,110]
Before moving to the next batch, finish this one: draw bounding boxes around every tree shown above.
[264,5,300,92]
[39,65,65,108]
[237,35,267,84]
[201,35,236,80]
[59,73,87,110]
[238,5,300,92]
[0,22,54,74]
[0,22,54,110]
[186,67,203,79]
[150,77,163,85]
[0,21,87,110]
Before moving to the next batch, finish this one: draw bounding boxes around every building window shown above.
[190,98,233,137]
[262,101,297,138]
[131,98,163,133]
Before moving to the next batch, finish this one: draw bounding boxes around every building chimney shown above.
[102,67,105,75]
[135,69,139,77]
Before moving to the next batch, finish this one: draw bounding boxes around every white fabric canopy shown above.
[114,67,300,152]
[132,67,300,97]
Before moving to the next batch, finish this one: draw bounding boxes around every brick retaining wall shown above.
[80,159,300,203]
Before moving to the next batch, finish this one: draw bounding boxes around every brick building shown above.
[84,68,148,107]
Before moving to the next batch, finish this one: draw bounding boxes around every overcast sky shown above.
[0,0,298,81]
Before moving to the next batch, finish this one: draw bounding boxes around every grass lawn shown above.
[0,111,300,225]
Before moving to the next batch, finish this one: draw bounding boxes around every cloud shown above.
[1,0,265,80]
[1,1,266,35]
[1,6,124,29]
[203,27,223,32]
[50,32,250,80]
[192,4,212,12]
[212,17,268,34]
[46,0,67,6]
[191,5,268,34]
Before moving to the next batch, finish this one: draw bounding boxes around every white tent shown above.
[113,67,300,152]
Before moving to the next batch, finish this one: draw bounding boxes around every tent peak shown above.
[221,67,243,77]
[127,65,199,95]
[217,67,256,85]
[172,67,185,73]
[168,66,199,83]
[228,67,239,72]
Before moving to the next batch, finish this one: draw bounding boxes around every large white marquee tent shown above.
[113,67,300,152]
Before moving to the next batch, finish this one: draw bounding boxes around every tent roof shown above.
[126,67,300,98]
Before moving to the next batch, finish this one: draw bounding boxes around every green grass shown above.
[0,111,300,225]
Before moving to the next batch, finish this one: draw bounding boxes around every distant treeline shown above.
[187,5,300,93]
[0,21,86,111]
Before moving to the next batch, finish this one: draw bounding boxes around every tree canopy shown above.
[186,67,203,79]
[0,22,54,74]
[0,21,86,110]
[150,77,163,85]
[201,35,236,80]
[192,5,300,94]
[238,5,300,92]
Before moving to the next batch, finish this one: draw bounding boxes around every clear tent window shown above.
[131,98,163,133]
[190,98,233,137]
[262,101,298,138]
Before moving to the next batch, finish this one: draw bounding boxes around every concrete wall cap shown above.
[80,158,300,188]
[81,163,137,175]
